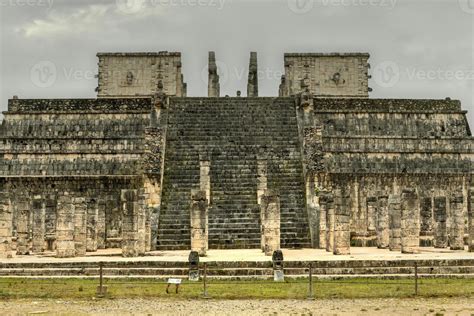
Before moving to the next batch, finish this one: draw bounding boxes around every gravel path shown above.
[1,298,474,315]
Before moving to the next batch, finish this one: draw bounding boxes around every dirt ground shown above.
[1,298,473,316]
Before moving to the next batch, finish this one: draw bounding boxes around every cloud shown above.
[17,2,166,38]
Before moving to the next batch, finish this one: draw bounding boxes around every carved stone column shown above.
[247,52,258,97]
[449,192,465,250]
[31,195,46,253]
[400,188,420,254]
[388,194,401,251]
[86,198,99,252]
[208,51,220,97]
[73,197,87,257]
[56,193,75,258]
[434,196,448,248]
[419,197,434,247]
[121,189,141,257]
[325,193,335,252]
[0,192,13,258]
[469,185,474,252]
[137,188,147,255]
[16,196,30,255]
[318,194,327,249]
[96,197,106,249]
[190,190,208,256]
[376,194,390,249]
[334,187,351,255]
[261,190,281,256]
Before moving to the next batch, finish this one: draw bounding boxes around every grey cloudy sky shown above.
[0,0,473,124]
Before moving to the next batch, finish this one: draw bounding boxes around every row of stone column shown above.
[319,188,351,255]
[0,190,124,258]
[318,186,474,255]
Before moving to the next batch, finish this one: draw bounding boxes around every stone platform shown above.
[1,248,473,279]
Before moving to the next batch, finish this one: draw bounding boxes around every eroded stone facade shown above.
[0,51,473,258]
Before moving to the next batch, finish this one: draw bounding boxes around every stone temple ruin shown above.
[0,51,473,258]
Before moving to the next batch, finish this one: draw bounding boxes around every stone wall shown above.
[299,96,473,253]
[281,53,370,98]
[97,52,186,98]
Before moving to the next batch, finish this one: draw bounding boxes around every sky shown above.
[0,0,473,124]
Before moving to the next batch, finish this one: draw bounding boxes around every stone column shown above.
[257,158,267,205]
[73,197,87,257]
[96,197,106,249]
[200,160,211,204]
[16,196,30,255]
[31,196,46,253]
[44,196,57,251]
[137,189,147,255]
[145,205,152,252]
[56,193,75,258]
[325,193,335,252]
[190,190,208,256]
[400,188,420,254]
[376,194,390,249]
[469,185,474,252]
[419,197,434,247]
[305,174,320,248]
[86,198,99,252]
[247,52,258,97]
[367,197,377,234]
[208,51,220,97]
[121,189,143,257]
[261,190,280,256]
[449,192,465,250]
[388,194,401,251]
[0,192,13,258]
[334,188,351,255]
[318,194,327,249]
[434,196,448,248]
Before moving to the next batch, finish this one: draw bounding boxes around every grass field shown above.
[0,278,474,300]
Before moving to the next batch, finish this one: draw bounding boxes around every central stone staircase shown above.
[157,97,311,250]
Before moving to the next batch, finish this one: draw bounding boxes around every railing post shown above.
[203,263,209,298]
[307,262,314,300]
[97,261,107,298]
[414,262,418,296]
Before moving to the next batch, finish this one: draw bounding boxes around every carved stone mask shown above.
[126,71,134,85]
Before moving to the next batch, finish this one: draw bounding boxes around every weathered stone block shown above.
[376,194,390,249]
[449,193,464,250]
[261,190,280,256]
[401,188,420,254]
[434,196,448,248]
[190,190,208,256]
[388,194,401,251]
